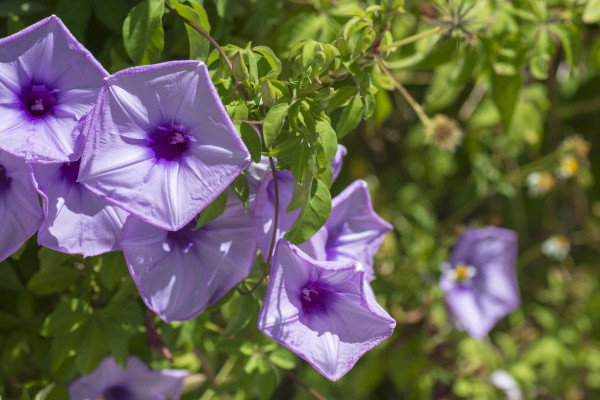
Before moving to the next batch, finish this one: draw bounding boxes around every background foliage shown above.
[1,0,600,399]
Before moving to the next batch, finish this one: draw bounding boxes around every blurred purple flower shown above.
[0,151,42,261]
[0,15,107,163]
[255,144,346,258]
[78,61,251,231]
[68,356,188,400]
[258,240,395,381]
[300,179,392,280]
[120,192,257,322]
[31,156,129,257]
[440,226,520,339]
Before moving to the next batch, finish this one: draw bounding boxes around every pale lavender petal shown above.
[69,356,188,400]
[121,191,257,322]
[79,61,251,231]
[301,180,392,280]
[0,15,107,163]
[440,226,520,339]
[331,144,347,182]
[258,241,395,381]
[32,160,129,257]
[0,151,42,261]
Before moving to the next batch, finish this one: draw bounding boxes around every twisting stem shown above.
[373,52,432,126]
[165,2,233,72]
[238,128,280,296]
[194,348,217,383]
[378,26,442,51]
[284,370,328,400]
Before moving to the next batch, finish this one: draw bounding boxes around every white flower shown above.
[541,235,570,261]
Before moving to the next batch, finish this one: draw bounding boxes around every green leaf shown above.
[27,266,81,295]
[490,71,522,129]
[231,175,250,211]
[54,0,92,40]
[326,86,357,112]
[316,119,338,168]
[93,0,130,34]
[240,122,262,163]
[0,1,48,18]
[0,261,23,290]
[34,384,69,400]
[287,168,313,213]
[75,318,110,374]
[253,46,282,78]
[335,94,363,137]
[169,1,211,60]
[0,311,20,331]
[194,190,229,229]
[584,0,600,23]
[96,252,128,292]
[41,299,93,337]
[123,0,165,64]
[263,103,289,149]
[284,178,331,244]
[50,329,84,372]
[291,140,310,183]
[221,295,259,337]
[268,348,296,370]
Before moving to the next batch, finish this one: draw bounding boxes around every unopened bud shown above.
[261,80,277,107]
[424,114,463,151]
[232,51,249,83]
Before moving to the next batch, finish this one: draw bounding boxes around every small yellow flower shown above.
[557,155,578,179]
[424,114,463,152]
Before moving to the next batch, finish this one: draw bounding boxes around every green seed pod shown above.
[261,80,277,107]
[232,51,249,83]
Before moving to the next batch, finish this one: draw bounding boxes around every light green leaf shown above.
[123,0,165,64]
[284,178,331,244]
[222,295,259,337]
[336,94,363,138]
[490,71,522,129]
[584,0,600,23]
[240,122,262,163]
[231,175,250,211]
[263,103,289,149]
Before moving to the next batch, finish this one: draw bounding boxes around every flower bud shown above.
[261,80,277,107]
[232,51,249,83]
[424,114,463,151]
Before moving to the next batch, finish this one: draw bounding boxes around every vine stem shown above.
[378,26,442,51]
[165,2,233,72]
[145,310,173,360]
[284,370,328,400]
[239,125,279,296]
[166,1,280,293]
[373,52,432,126]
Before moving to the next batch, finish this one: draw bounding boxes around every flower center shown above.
[300,281,336,316]
[22,84,56,118]
[451,262,476,284]
[0,165,11,193]
[150,124,189,161]
[60,159,81,184]
[97,385,132,400]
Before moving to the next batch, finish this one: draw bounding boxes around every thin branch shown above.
[378,27,442,51]
[373,52,431,126]
[165,2,232,72]
[145,309,173,361]
[194,348,217,384]
[233,119,264,125]
[284,370,328,400]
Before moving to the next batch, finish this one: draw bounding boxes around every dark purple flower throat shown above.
[150,124,189,161]
[60,159,81,184]
[300,281,336,316]
[0,165,11,192]
[101,384,132,400]
[21,84,56,118]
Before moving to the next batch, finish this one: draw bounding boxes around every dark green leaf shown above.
[0,311,20,331]
[0,262,22,290]
[194,190,229,229]
[335,94,363,138]
[27,266,81,295]
[123,0,165,64]
[93,0,130,34]
[221,295,259,337]
[240,122,262,163]
[41,299,93,337]
[74,318,110,374]
[231,175,250,211]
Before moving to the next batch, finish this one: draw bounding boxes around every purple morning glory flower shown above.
[30,155,129,257]
[77,60,251,231]
[0,15,107,163]
[120,191,257,322]
[299,179,392,280]
[258,240,395,381]
[0,151,42,262]
[439,226,520,339]
[255,144,347,258]
[68,356,188,400]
